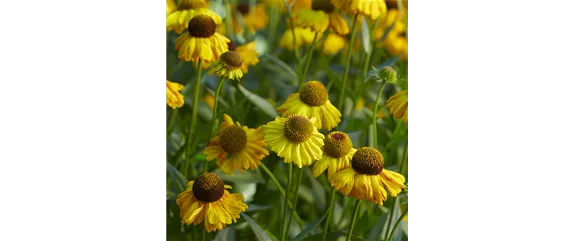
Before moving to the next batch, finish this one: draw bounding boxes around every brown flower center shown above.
[227,40,237,51]
[312,0,335,13]
[351,147,384,175]
[323,131,353,158]
[284,115,314,143]
[220,51,243,68]
[188,15,216,38]
[192,173,225,202]
[237,4,250,15]
[219,125,247,154]
[299,81,329,106]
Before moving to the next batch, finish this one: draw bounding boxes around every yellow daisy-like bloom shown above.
[228,41,260,74]
[167,80,185,109]
[374,9,406,41]
[383,33,408,59]
[234,3,269,33]
[167,0,177,16]
[211,51,244,80]
[176,173,248,232]
[331,0,387,20]
[167,3,220,33]
[322,33,346,55]
[203,114,269,175]
[386,90,407,123]
[264,115,324,168]
[279,27,317,50]
[175,14,230,63]
[312,131,357,178]
[330,147,406,205]
[293,0,349,35]
[277,81,341,130]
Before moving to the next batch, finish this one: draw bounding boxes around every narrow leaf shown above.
[361,17,372,53]
[366,214,388,241]
[241,213,273,241]
[236,84,279,118]
[166,161,188,194]
[261,54,298,80]
[291,207,331,241]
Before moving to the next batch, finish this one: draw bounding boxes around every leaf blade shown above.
[241,213,273,241]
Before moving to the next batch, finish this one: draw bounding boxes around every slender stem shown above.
[399,138,408,175]
[372,82,386,148]
[280,163,293,241]
[284,167,303,241]
[346,199,362,241]
[203,78,226,173]
[259,163,304,227]
[188,60,202,152]
[301,32,319,84]
[383,198,397,240]
[337,14,359,112]
[321,189,337,241]
[225,0,234,39]
[283,0,301,77]
[167,109,178,141]
[201,228,206,241]
[385,208,408,241]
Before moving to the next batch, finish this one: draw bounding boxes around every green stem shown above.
[301,32,319,84]
[259,163,304,227]
[280,163,293,241]
[337,13,359,112]
[372,81,386,148]
[167,109,178,141]
[188,60,202,152]
[385,208,408,241]
[399,138,408,175]
[204,78,226,173]
[284,167,303,241]
[346,199,362,241]
[283,0,301,78]
[225,0,234,40]
[383,198,397,240]
[201,228,206,241]
[321,189,336,241]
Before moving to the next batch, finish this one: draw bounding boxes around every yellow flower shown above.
[312,131,357,178]
[234,3,269,33]
[293,0,349,35]
[204,92,215,110]
[331,0,387,20]
[204,114,269,175]
[211,51,244,80]
[264,115,324,168]
[322,33,346,55]
[374,9,406,41]
[167,80,185,109]
[175,14,230,63]
[176,173,248,232]
[330,147,406,205]
[383,34,408,59]
[386,90,407,123]
[230,41,260,74]
[277,81,341,130]
[167,4,218,33]
[279,27,317,50]
[167,0,177,16]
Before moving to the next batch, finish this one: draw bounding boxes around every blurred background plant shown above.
[167,0,408,240]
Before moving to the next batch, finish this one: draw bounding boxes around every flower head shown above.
[331,0,387,20]
[211,51,244,80]
[312,131,357,178]
[293,0,349,35]
[277,81,341,130]
[279,27,317,50]
[229,41,260,74]
[264,0,311,12]
[204,114,269,175]
[386,90,407,123]
[330,147,406,205]
[322,33,346,55]
[167,80,185,109]
[264,115,324,168]
[167,5,220,33]
[175,14,230,63]
[176,173,248,232]
[234,3,269,33]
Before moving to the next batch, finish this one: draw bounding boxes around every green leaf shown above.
[214,168,265,184]
[236,84,279,118]
[241,213,273,241]
[166,161,188,194]
[361,17,372,54]
[366,214,388,241]
[291,206,331,241]
[213,226,236,241]
[261,54,298,81]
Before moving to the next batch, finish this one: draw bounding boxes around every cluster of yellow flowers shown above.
[165,0,408,234]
